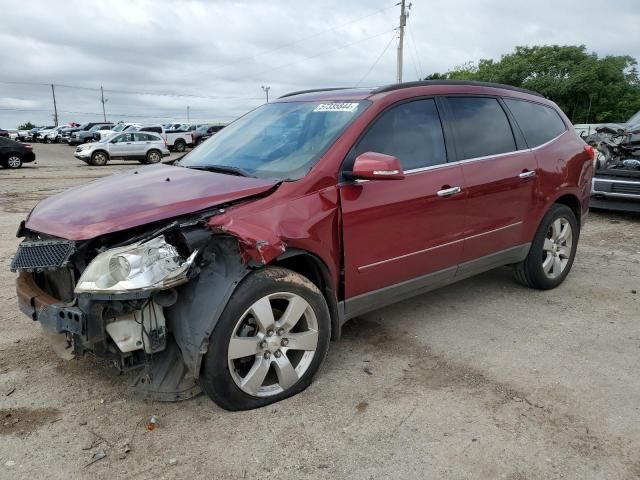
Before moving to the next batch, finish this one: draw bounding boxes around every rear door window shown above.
[446,97,516,160]
[504,98,567,147]
[351,98,447,171]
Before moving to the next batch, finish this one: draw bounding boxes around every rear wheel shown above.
[90,151,108,166]
[173,139,186,152]
[513,204,578,290]
[200,267,331,411]
[146,149,161,164]
[6,154,22,169]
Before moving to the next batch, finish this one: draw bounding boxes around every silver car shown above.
[74,132,170,166]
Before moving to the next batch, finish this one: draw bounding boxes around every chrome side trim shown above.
[401,130,567,176]
[357,221,523,271]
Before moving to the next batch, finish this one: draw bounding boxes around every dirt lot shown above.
[1,143,639,479]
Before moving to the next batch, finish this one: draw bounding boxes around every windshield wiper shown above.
[187,164,253,177]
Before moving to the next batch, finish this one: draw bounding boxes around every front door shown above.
[340,98,466,312]
[109,132,136,158]
[443,96,538,263]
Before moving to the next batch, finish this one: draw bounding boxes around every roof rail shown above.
[278,87,353,99]
[372,80,544,98]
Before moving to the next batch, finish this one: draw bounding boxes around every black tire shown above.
[90,150,109,166]
[146,149,162,164]
[173,139,186,152]
[5,154,22,169]
[513,204,579,290]
[200,267,331,411]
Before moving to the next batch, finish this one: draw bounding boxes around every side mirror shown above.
[348,152,404,181]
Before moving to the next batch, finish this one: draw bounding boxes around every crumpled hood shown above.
[26,164,278,240]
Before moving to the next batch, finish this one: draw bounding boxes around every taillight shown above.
[24,144,33,150]
[584,145,595,161]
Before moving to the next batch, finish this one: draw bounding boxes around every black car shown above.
[0,137,35,169]
[193,124,225,145]
[0,128,9,138]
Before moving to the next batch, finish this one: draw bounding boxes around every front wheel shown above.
[200,267,331,411]
[513,204,579,290]
[90,151,108,166]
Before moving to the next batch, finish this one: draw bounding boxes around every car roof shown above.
[276,80,544,103]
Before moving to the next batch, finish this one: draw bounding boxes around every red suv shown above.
[12,81,594,410]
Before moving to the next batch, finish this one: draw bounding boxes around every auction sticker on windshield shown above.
[313,103,359,112]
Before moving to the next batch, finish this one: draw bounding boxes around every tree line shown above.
[425,45,640,124]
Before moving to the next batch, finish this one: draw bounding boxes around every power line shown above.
[254,27,398,79]
[406,18,424,79]
[0,80,264,101]
[194,3,397,76]
[356,31,397,86]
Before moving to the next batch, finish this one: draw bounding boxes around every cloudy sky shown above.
[0,0,638,128]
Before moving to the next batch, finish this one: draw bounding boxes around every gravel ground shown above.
[1,144,639,479]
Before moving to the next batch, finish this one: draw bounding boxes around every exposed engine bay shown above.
[586,124,640,176]
[12,211,257,402]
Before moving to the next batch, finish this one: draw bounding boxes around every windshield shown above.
[627,110,640,126]
[179,101,368,180]
[112,124,127,132]
[196,125,211,133]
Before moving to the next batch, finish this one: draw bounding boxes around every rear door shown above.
[444,96,538,263]
[133,132,154,157]
[340,98,466,306]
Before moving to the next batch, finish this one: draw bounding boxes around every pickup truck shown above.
[138,125,194,152]
[95,123,141,141]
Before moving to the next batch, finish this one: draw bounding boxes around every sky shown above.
[0,0,638,128]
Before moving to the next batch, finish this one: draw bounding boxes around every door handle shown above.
[519,170,536,179]
[437,186,461,197]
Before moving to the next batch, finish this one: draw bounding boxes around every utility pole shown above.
[261,85,271,103]
[396,0,410,83]
[100,86,107,121]
[187,105,190,121]
[50,84,59,126]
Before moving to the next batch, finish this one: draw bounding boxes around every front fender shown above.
[165,236,252,378]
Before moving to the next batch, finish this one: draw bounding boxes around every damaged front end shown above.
[12,219,251,402]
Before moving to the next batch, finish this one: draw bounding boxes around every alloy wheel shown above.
[7,155,22,168]
[227,292,319,397]
[542,217,573,279]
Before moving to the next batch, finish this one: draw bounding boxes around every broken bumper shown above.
[16,272,85,335]
[15,271,201,401]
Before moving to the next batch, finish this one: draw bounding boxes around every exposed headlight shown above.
[75,236,197,294]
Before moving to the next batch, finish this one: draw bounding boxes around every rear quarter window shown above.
[503,98,567,148]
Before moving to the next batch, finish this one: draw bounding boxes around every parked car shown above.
[138,124,194,152]
[0,136,35,168]
[11,81,593,411]
[94,122,141,141]
[61,122,107,144]
[587,114,640,212]
[38,126,64,143]
[16,130,30,141]
[6,129,19,140]
[193,124,225,145]
[0,128,10,137]
[32,125,56,142]
[74,131,170,165]
[69,123,114,145]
